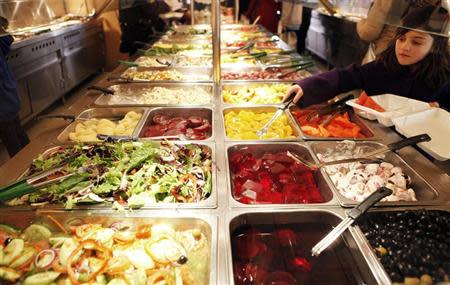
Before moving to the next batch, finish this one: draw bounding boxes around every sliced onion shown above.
[110,221,133,232]
[35,249,56,269]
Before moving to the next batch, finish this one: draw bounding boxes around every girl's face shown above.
[395,30,434,65]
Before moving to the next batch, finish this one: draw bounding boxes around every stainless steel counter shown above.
[7,20,105,123]
[0,25,449,285]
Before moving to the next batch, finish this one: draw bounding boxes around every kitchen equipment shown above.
[87,85,115,95]
[96,134,137,142]
[0,166,90,202]
[256,92,296,138]
[311,186,393,257]
[275,63,315,79]
[288,134,431,170]
[305,94,354,121]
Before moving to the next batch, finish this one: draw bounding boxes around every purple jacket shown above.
[296,61,450,110]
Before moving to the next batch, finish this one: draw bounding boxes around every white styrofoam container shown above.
[346,94,431,127]
[392,108,450,161]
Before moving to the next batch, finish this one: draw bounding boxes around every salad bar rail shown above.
[0,24,449,285]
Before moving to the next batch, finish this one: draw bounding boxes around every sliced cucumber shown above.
[48,236,70,247]
[0,266,21,282]
[10,246,36,268]
[59,238,78,266]
[23,271,60,285]
[22,224,52,243]
[0,238,24,266]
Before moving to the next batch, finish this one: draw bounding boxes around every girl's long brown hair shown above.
[377,5,450,90]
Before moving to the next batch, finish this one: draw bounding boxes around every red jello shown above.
[230,151,323,204]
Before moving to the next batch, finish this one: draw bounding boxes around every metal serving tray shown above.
[0,210,218,285]
[350,207,450,285]
[155,38,211,45]
[2,142,217,210]
[225,142,338,207]
[221,81,296,105]
[221,40,291,51]
[170,24,212,33]
[289,106,377,141]
[310,141,443,207]
[222,105,302,142]
[57,107,149,144]
[135,55,212,67]
[226,209,379,285]
[137,107,215,141]
[221,67,312,82]
[94,83,215,107]
[121,66,212,82]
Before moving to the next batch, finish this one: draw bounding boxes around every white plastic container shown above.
[346,94,431,127]
[392,108,450,161]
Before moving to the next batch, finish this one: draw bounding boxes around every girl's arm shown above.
[357,0,393,42]
[286,63,377,106]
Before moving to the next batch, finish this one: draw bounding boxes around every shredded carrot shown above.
[47,215,68,234]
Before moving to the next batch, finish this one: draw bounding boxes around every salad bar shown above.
[0,23,449,285]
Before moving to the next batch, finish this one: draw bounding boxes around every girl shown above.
[284,5,450,110]
[357,0,441,63]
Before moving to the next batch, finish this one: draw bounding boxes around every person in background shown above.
[244,0,280,33]
[357,0,441,63]
[283,5,450,110]
[280,0,312,54]
[0,17,30,158]
[164,0,183,11]
[119,0,170,55]
[296,6,312,54]
[280,0,303,47]
[239,0,250,21]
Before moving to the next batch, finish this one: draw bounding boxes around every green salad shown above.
[8,142,212,209]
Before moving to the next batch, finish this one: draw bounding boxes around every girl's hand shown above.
[283,84,304,104]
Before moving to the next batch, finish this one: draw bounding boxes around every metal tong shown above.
[287,134,431,170]
[118,60,139,67]
[276,62,315,79]
[107,76,135,83]
[87,85,115,95]
[96,134,136,142]
[263,59,313,71]
[35,114,76,122]
[311,186,393,257]
[305,93,354,122]
[0,166,68,202]
[256,92,296,138]
[231,41,255,54]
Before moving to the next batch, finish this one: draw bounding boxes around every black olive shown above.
[177,255,188,264]
[3,237,12,246]
[389,271,403,283]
